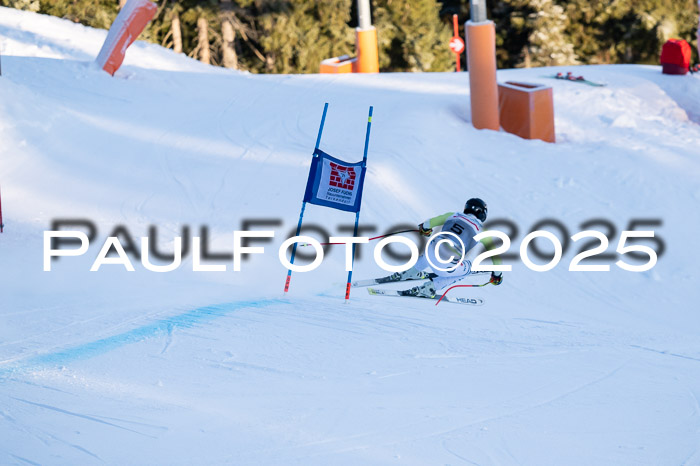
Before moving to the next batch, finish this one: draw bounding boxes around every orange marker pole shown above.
[465,20,499,131]
[355,27,379,73]
[354,0,378,73]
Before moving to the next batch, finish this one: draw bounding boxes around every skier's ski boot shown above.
[399,280,437,298]
[377,266,429,284]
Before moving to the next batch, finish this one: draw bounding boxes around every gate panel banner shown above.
[303,148,366,213]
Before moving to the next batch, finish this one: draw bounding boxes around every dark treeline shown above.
[3,0,698,72]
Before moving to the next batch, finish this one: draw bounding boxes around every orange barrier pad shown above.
[95,0,157,75]
[320,56,356,74]
[498,81,555,143]
[466,21,499,131]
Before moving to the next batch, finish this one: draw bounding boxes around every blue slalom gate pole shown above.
[285,103,329,293]
[345,105,374,300]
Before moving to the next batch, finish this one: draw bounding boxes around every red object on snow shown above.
[660,39,692,75]
[95,0,157,75]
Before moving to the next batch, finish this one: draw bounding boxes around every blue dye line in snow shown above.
[0,299,282,378]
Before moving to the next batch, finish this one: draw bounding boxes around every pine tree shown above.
[374,0,453,72]
[518,0,579,67]
[257,0,354,74]
[2,0,39,12]
[562,0,698,65]
[3,0,698,73]
[39,0,118,30]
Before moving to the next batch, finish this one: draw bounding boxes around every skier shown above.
[387,198,503,298]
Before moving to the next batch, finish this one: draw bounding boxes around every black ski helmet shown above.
[464,198,487,222]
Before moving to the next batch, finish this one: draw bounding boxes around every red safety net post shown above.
[450,14,464,72]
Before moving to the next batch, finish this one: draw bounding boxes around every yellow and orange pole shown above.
[355,0,379,73]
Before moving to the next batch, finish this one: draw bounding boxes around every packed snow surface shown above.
[1,7,700,465]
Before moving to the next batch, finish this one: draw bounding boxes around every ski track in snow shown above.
[0,299,282,376]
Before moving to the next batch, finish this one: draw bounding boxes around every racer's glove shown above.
[418,223,433,237]
[490,271,503,286]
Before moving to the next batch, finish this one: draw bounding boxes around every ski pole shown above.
[298,228,418,247]
[435,278,495,306]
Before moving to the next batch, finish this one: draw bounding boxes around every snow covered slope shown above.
[2,7,700,465]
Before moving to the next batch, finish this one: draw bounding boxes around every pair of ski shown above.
[352,274,485,306]
[546,72,606,87]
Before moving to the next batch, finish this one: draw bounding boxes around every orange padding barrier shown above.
[320,55,356,74]
[498,81,555,143]
[465,21,499,131]
[95,0,157,75]
[355,27,379,73]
